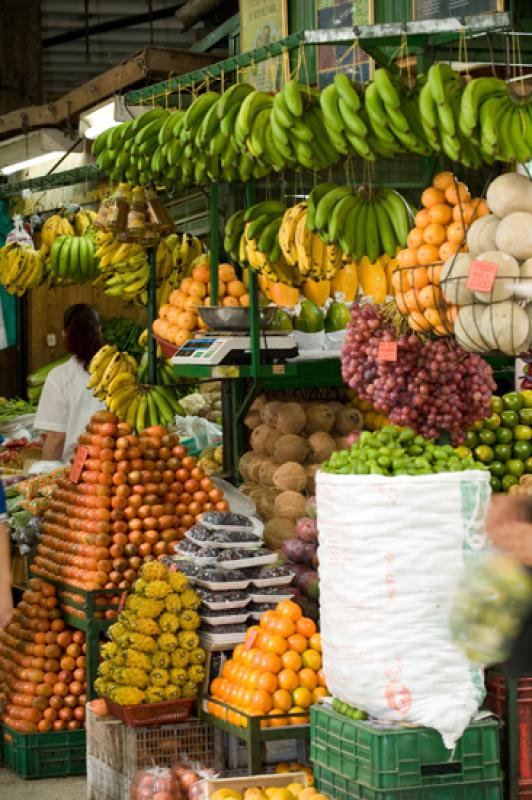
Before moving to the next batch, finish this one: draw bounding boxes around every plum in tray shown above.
[196,568,248,582]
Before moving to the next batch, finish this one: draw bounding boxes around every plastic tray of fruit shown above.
[251,565,295,587]
[196,589,250,611]
[173,544,219,566]
[199,511,256,533]
[194,568,251,591]
[105,696,195,727]
[201,609,250,626]
[186,524,263,550]
[250,590,295,604]
[218,550,277,570]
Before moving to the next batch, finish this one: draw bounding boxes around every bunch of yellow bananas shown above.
[41,214,74,248]
[0,243,45,296]
[73,209,97,236]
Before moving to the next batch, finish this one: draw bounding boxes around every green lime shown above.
[521,390,532,409]
[495,426,513,444]
[501,411,520,429]
[474,445,494,464]
[478,429,496,445]
[514,424,532,441]
[491,396,504,414]
[489,460,506,478]
[502,474,519,492]
[519,408,532,426]
[455,446,471,458]
[483,413,501,431]
[494,443,512,462]
[471,420,485,432]
[514,440,532,460]
[503,392,524,412]
[505,459,525,478]
[464,431,479,449]
[490,476,501,493]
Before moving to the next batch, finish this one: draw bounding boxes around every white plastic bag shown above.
[316,469,490,748]
[295,330,325,352]
[171,415,222,451]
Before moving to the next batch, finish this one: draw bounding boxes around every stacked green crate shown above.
[310,705,503,800]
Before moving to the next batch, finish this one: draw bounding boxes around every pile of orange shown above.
[393,171,489,335]
[207,600,328,728]
[153,261,249,348]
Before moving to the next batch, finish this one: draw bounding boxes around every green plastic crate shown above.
[311,706,501,790]
[1,724,86,779]
[314,764,504,800]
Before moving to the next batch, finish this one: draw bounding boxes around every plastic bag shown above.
[5,215,33,247]
[317,469,490,749]
[130,767,181,799]
[28,460,63,476]
[294,330,325,352]
[171,416,222,452]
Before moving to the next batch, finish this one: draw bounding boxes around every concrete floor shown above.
[0,768,86,798]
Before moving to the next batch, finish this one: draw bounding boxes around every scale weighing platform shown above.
[171,331,298,366]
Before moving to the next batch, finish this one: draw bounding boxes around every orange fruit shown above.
[261,610,281,633]
[423,222,446,246]
[259,652,282,674]
[277,600,302,622]
[210,677,224,697]
[222,296,239,307]
[192,264,210,284]
[416,243,440,266]
[263,634,288,656]
[301,649,322,671]
[447,221,466,244]
[256,671,278,694]
[289,706,309,724]
[408,311,432,332]
[402,289,420,314]
[296,617,317,638]
[427,263,443,284]
[428,203,452,225]
[299,668,318,690]
[281,650,302,672]
[445,181,470,206]
[407,266,429,291]
[392,268,410,294]
[421,187,446,208]
[415,208,431,228]
[309,633,321,652]
[239,293,250,307]
[273,689,292,712]
[313,687,328,703]
[218,263,236,282]
[417,285,441,310]
[424,307,445,328]
[406,227,425,249]
[226,279,246,298]
[471,198,490,218]
[222,660,236,680]
[432,171,455,191]
[188,280,206,299]
[233,644,246,664]
[451,202,475,225]
[317,668,327,688]
[397,248,419,268]
[268,709,289,727]
[274,617,296,638]
[278,669,299,692]
[242,648,259,668]
[287,634,308,654]
[246,669,261,689]
[438,241,459,262]
[292,687,313,709]
[181,277,194,294]
[251,689,273,714]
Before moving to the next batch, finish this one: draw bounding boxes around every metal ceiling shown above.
[40,0,211,97]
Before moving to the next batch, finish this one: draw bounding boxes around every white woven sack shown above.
[317,469,490,748]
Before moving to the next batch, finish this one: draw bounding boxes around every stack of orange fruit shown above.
[393,171,490,335]
[207,600,328,728]
[153,262,249,348]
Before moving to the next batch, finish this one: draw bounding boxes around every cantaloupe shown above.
[305,403,335,433]
[486,173,532,218]
[250,424,276,455]
[479,301,529,355]
[473,250,519,303]
[273,462,308,492]
[273,434,309,464]
[273,491,307,521]
[495,212,532,261]
[454,305,490,352]
[273,402,306,434]
[308,431,337,463]
[466,215,500,258]
[440,253,474,305]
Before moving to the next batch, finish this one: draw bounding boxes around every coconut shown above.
[250,424,277,455]
[239,451,261,481]
[248,486,263,505]
[257,488,280,521]
[305,403,335,433]
[273,462,308,492]
[334,406,364,435]
[250,394,267,412]
[306,464,321,494]
[273,434,309,464]
[308,431,337,463]
[260,400,284,426]
[258,459,278,487]
[244,412,262,430]
[263,518,296,551]
[273,490,308,521]
[273,402,306,434]
[248,456,266,483]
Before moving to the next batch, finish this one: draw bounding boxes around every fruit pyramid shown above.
[95,560,205,705]
[0,578,87,733]
[208,599,329,727]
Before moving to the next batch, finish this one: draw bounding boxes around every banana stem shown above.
[147,246,157,385]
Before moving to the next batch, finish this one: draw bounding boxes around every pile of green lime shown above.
[462,391,532,492]
[332,697,368,721]
[321,425,484,476]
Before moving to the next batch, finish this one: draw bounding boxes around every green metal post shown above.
[244,182,260,377]
[209,183,220,305]
[147,246,157,385]
[506,673,519,800]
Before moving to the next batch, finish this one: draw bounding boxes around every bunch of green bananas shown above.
[94,230,149,301]
[319,73,374,160]
[88,345,185,430]
[306,183,411,263]
[48,233,99,285]
[92,108,170,185]
[41,214,75,248]
[0,243,45,296]
[458,74,532,163]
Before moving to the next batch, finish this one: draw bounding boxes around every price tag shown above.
[377,341,398,362]
[69,446,88,483]
[465,259,498,293]
[245,628,259,651]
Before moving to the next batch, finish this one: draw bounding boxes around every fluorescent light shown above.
[80,97,146,140]
[1,151,66,175]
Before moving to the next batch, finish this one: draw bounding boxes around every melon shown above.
[273,434,309,464]
[479,301,529,355]
[273,462,308,492]
[466,215,500,258]
[454,305,490,352]
[440,253,474,305]
[486,173,532,218]
[473,250,519,303]
[495,212,532,261]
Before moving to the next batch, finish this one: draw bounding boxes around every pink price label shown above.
[465,259,499,293]
[69,446,89,483]
[245,628,259,651]
[377,341,398,362]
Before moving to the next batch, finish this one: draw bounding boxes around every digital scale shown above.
[171,331,298,366]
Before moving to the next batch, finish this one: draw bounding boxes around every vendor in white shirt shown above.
[34,304,105,463]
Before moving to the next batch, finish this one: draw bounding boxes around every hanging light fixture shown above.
[0,129,81,176]
[80,96,145,140]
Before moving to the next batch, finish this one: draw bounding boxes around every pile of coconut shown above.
[239,395,362,551]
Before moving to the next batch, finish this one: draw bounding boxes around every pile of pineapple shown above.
[95,561,205,705]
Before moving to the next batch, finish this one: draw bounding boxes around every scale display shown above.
[171,334,298,367]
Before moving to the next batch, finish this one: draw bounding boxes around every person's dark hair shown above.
[63,304,103,370]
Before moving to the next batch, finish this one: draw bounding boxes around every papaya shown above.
[331,261,358,301]
[294,299,324,332]
[357,256,387,304]
[325,302,351,332]
[302,278,331,306]
[269,282,299,307]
